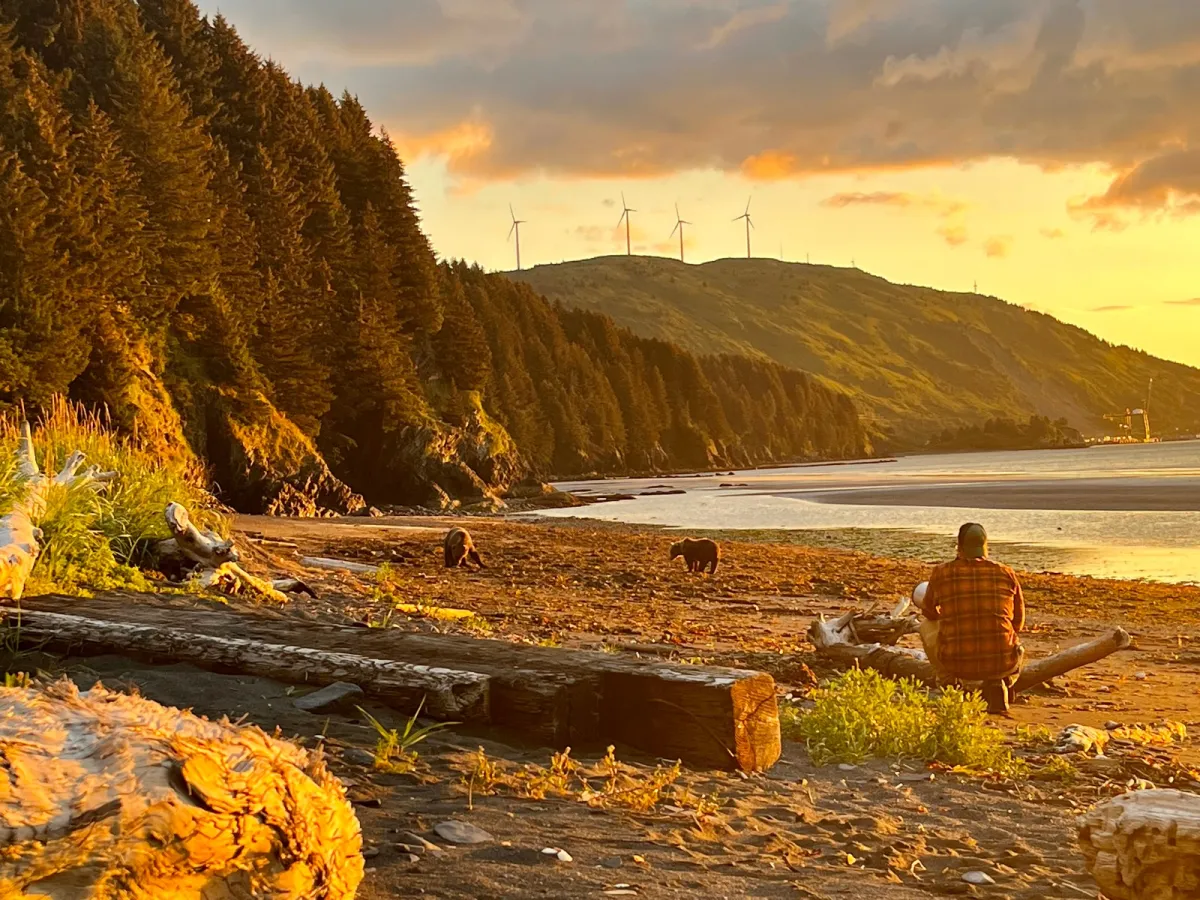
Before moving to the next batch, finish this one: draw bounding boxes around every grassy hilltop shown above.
[512,256,1200,445]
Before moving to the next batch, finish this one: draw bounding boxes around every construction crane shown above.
[1102,378,1154,442]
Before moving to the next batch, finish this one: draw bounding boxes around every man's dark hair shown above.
[957,522,988,558]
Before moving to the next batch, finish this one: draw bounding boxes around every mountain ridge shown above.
[510,255,1200,445]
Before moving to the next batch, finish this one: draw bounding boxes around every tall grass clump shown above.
[787,667,1023,776]
[0,399,224,593]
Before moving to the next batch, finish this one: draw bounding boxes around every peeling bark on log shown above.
[8,608,490,722]
[1078,789,1200,899]
[0,423,114,601]
[809,604,1131,692]
[0,678,363,899]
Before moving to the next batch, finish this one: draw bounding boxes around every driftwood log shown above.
[8,608,490,721]
[809,598,1133,692]
[155,502,308,603]
[17,595,782,772]
[0,422,114,601]
[0,678,363,899]
[1078,789,1200,899]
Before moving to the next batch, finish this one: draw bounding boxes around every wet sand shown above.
[789,477,1200,511]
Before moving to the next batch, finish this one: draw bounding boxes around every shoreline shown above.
[517,511,1200,586]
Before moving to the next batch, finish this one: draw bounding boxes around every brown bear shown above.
[670,537,719,574]
[443,526,484,569]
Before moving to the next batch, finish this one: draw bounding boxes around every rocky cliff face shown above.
[147,318,522,515]
[389,398,526,509]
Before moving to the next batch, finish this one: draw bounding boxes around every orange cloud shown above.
[1165,297,1200,306]
[984,236,1013,258]
[1040,227,1066,239]
[938,223,969,247]
[741,151,803,181]
[1091,304,1132,312]
[821,191,968,216]
[1071,148,1200,227]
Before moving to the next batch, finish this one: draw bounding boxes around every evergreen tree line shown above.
[926,415,1084,453]
[0,0,866,506]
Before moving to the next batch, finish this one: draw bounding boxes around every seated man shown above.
[916,523,1025,714]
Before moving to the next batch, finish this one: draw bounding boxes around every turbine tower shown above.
[617,192,636,256]
[669,202,691,262]
[733,196,754,258]
[508,204,525,271]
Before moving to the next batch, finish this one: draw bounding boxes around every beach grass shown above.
[0,399,223,594]
[785,667,1025,776]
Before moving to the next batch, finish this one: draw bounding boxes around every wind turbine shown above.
[670,202,691,262]
[733,196,754,258]
[508,204,525,271]
[617,193,636,256]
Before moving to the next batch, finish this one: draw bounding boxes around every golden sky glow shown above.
[196,0,1200,368]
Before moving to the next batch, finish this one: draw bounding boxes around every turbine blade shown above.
[510,203,515,220]
[670,222,679,238]
[507,223,516,240]
[745,196,752,214]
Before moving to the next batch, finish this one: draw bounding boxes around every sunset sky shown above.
[196,0,1200,368]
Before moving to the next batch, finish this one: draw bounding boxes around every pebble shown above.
[600,856,624,869]
[962,871,996,885]
[342,747,377,767]
[1135,672,1149,680]
[294,681,365,714]
[362,846,380,859]
[837,764,858,772]
[434,821,494,845]
[541,847,573,862]
[1104,721,1121,731]
[401,853,420,864]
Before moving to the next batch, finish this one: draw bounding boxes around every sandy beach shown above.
[22,513,1198,899]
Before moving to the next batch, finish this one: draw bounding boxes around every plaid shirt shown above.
[923,556,1025,681]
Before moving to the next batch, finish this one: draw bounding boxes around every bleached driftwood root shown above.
[0,422,115,601]
[0,678,363,899]
[158,500,239,567]
[809,597,1132,692]
[156,502,310,603]
[1078,789,1200,899]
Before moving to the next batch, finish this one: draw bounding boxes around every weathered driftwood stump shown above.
[1078,789,1200,899]
[155,502,310,603]
[809,596,1133,692]
[0,679,363,899]
[0,422,114,601]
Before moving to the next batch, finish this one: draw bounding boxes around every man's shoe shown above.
[981,680,1010,714]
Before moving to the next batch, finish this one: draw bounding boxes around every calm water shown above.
[541,442,1200,584]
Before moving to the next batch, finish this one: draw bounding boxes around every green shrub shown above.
[0,399,223,593]
[786,667,1024,775]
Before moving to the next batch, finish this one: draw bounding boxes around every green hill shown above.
[511,256,1200,445]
